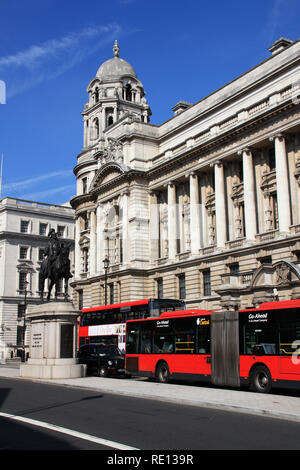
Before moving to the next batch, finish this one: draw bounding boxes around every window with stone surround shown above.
[202,269,211,296]
[39,223,48,235]
[157,278,163,299]
[19,271,28,292]
[20,220,29,233]
[19,246,29,260]
[178,274,186,299]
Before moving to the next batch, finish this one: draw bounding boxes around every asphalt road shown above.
[0,376,300,451]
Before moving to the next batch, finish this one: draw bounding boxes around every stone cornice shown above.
[0,231,74,245]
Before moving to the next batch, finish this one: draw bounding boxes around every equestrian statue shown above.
[39,229,73,302]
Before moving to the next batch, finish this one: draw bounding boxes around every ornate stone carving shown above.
[94,137,124,166]
[276,262,291,285]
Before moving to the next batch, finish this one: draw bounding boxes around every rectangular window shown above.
[157,278,163,299]
[279,310,300,356]
[19,272,28,292]
[20,220,29,233]
[174,317,195,354]
[39,248,45,261]
[203,269,211,296]
[78,290,83,310]
[82,177,88,194]
[109,283,114,305]
[240,310,278,355]
[39,223,47,235]
[19,246,28,260]
[197,316,211,354]
[57,225,65,237]
[17,325,24,346]
[153,333,174,354]
[178,274,186,299]
[18,304,25,318]
[126,326,140,354]
[230,263,239,275]
[140,328,152,354]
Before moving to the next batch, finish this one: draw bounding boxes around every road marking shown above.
[0,411,139,450]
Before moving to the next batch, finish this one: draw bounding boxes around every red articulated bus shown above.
[125,299,300,393]
[79,298,185,353]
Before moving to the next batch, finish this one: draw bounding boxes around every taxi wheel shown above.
[98,365,108,377]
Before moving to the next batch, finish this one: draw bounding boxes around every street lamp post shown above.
[22,277,29,363]
[103,257,110,305]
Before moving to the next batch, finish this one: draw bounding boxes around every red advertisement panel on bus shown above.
[79,298,185,353]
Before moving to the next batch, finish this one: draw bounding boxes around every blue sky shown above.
[0,0,299,205]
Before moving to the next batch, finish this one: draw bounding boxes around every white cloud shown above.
[0,23,123,98]
[3,169,73,193]
[20,184,75,202]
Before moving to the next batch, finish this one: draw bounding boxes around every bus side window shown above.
[140,332,151,353]
[197,322,210,354]
[126,327,139,354]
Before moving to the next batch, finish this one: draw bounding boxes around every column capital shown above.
[164,180,176,188]
[210,159,223,168]
[269,133,285,143]
[120,188,130,197]
[184,170,197,179]
[238,147,252,156]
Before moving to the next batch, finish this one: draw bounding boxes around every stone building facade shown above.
[0,197,75,359]
[71,38,300,312]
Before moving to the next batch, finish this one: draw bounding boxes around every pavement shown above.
[0,363,300,423]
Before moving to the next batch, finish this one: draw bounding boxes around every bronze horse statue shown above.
[39,233,72,302]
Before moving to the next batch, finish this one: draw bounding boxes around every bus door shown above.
[196,316,211,377]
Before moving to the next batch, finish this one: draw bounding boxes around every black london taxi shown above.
[77,343,125,377]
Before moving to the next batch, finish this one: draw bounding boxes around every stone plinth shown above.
[20,301,86,379]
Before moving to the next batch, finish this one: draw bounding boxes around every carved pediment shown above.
[251,260,300,288]
[90,161,129,191]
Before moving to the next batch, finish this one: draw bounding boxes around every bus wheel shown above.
[98,365,108,378]
[250,365,272,393]
[156,362,170,384]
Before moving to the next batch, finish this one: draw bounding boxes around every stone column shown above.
[241,148,257,241]
[149,191,159,262]
[83,116,88,148]
[121,189,130,265]
[270,134,291,233]
[214,161,227,248]
[74,216,81,278]
[167,182,177,260]
[96,203,104,272]
[89,209,97,275]
[189,172,201,254]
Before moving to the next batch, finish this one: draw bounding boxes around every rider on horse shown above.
[44,229,61,278]
[40,229,72,301]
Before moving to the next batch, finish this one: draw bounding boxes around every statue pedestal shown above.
[20,301,86,379]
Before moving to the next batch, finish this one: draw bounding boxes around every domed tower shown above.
[82,40,151,149]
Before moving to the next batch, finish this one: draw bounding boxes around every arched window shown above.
[105,108,114,127]
[125,84,132,101]
[95,87,99,103]
[92,118,99,139]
